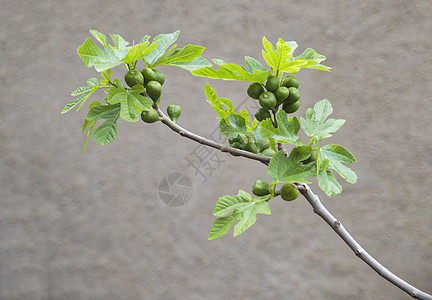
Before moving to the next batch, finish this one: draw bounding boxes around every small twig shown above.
[155,107,271,165]
[294,183,432,300]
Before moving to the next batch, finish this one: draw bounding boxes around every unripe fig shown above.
[282,101,300,113]
[146,80,162,103]
[275,86,290,105]
[252,179,270,196]
[243,142,258,154]
[167,105,181,123]
[261,148,276,157]
[141,108,160,123]
[124,69,144,88]
[142,68,157,85]
[154,69,165,85]
[259,91,277,110]
[247,83,265,99]
[281,75,299,88]
[255,108,271,121]
[284,87,300,104]
[265,76,279,92]
[280,183,299,201]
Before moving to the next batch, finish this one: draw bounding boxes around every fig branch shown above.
[155,106,271,165]
[157,106,432,299]
[294,183,432,300]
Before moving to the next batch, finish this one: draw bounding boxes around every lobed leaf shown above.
[267,149,316,183]
[259,110,302,146]
[209,190,271,240]
[106,80,153,122]
[321,144,357,184]
[62,78,99,114]
[318,169,343,196]
[300,99,346,141]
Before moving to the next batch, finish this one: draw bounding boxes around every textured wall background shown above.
[1,1,431,299]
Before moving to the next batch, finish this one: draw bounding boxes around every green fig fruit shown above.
[124,69,144,88]
[247,83,265,99]
[141,108,160,123]
[252,179,270,196]
[280,183,299,201]
[259,91,277,110]
[167,105,181,123]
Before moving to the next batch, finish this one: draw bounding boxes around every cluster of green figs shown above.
[124,68,181,124]
[247,75,301,121]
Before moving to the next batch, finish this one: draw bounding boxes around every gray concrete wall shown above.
[1,1,431,299]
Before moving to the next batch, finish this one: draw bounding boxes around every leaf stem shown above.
[294,183,432,300]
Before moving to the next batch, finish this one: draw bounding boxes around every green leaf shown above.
[234,201,271,237]
[262,37,331,74]
[213,190,252,217]
[219,115,253,139]
[62,78,99,114]
[78,31,126,72]
[267,149,317,183]
[168,56,212,71]
[85,104,121,146]
[93,119,118,145]
[153,44,205,67]
[245,56,267,72]
[122,41,159,64]
[289,48,331,72]
[300,99,346,141]
[318,169,343,196]
[106,80,153,122]
[208,190,271,240]
[259,110,302,146]
[321,144,357,184]
[191,59,271,83]
[208,214,239,240]
[144,31,180,66]
[100,69,113,87]
[204,83,236,120]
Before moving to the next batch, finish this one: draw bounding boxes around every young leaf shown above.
[143,31,180,66]
[106,80,153,122]
[245,56,267,72]
[85,103,121,146]
[62,78,99,114]
[321,144,357,184]
[191,59,271,83]
[78,30,127,72]
[100,69,113,87]
[300,99,346,141]
[152,44,206,67]
[289,48,331,72]
[259,110,302,146]
[168,56,212,71]
[204,83,236,120]
[208,190,271,240]
[208,214,239,240]
[219,115,253,139]
[267,149,317,184]
[262,37,331,74]
[318,169,343,196]
[82,100,102,152]
[122,41,159,64]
